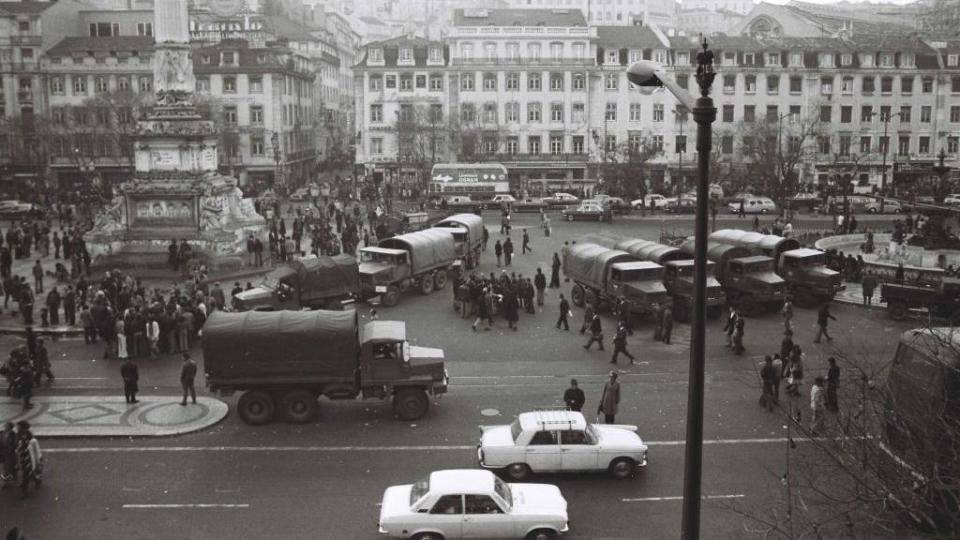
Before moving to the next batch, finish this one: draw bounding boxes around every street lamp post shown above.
[777,111,796,219]
[876,110,902,211]
[628,37,716,540]
[675,107,686,201]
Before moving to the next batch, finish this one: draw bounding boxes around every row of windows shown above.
[715,104,960,124]
[369,133,591,156]
[716,134,960,156]
[368,72,590,92]
[719,74,960,96]
[195,75,264,94]
[49,75,152,95]
[457,42,588,62]
[88,22,152,37]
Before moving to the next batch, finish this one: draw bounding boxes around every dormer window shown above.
[743,53,754,65]
[429,47,442,62]
[820,54,834,68]
[201,54,211,64]
[840,54,852,66]
[654,50,666,64]
[677,52,689,65]
[628,50,641,63]
[399,47,413,63]
[901,53,915,67]
[257,54,267,64]
[949,54,959,67]
[879,54,893,67]
[722,52,736,66]
[789,52,802,67]
[369,47,383,62]
[221,51,235,65]
[606,50,618,65]
[861,54,874,67]
[766,53,780,66]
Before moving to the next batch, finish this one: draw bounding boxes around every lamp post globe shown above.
[626,61,662,87]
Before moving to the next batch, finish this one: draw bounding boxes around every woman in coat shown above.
[503,289,519,331]
[16,421,41,498]
[598,372,621,423]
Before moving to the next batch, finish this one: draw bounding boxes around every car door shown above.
[462,494,514,538]
[428,494,464,539]
[525,430,562,471]
[559,429,599,471]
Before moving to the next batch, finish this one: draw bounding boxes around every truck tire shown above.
[571,284,585,307]
[888,301,909,321]
[420,275,435,295]
[434,271,447,290]
[584,289,598,310]
[237,391,276,425]
[382,286,400,307]
[393,388,429,421]
[281,389,318,424]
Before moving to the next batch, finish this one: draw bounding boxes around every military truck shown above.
[233,255,359,312]
[709,229,842,307]
[432,213,485,269]
[612,238,725,322]
[880,277,960,321]
[202,310,448,425]
[681,240,787,315]
[358,228,457,307]
[563,242,669,319]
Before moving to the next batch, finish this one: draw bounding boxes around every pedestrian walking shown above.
[503,237,514,266]
[534,268,546,307]
[752,215,760,232]
[45,287,61,325]
[542,215,551,237]
[563,379,585,412]
[810,376,826,434]
[15,421,42,499]
[146,316,160,358]
[550,253,561,288]
[31,260,43,293]
[861,272,877,306]
[781,298,794,334]
[33,339,53,385]
[494,240,502,267]
[661,305,673,345]
[771,354,783,403]
[759,355,777,412]
[723,306,737,348]
[733,315,745,355]
[116,318,128,360]
[738,200,745,218]
[826,357,840,413]
[611,322,635,364]
[482,226,489,251]
[556,294,571,330]
[597,372,620,424]
[813,302,836,344]
[180,353,198,406]
[580,302,595,334]
[522,229,531,254]
[783,346,805,421]
[80,304,96,344]
[584,314,604,351]
[121,357,139,403]
[1,422,16,490]
[503,290,519,331]
[472,288,493,331]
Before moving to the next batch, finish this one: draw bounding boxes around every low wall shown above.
[815,233,946,286]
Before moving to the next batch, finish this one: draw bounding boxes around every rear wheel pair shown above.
[237,389,318,425]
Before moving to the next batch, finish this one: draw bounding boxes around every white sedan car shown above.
[378,469,569,540]
[478,411,648,480]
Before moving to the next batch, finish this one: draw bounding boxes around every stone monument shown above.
[85,0,265,273]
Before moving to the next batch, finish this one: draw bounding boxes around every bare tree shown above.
[602,137,662,199]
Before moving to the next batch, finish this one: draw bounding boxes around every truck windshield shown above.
[745,261,775,273]
[410,475,430,506]
[791,254,826,267]
[620,268,663,282]
[361,251,397,264]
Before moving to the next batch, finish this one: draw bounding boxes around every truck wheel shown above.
[420,275,435,295]
[888,301,909,321]
[571,284,585,307]
[382,286,400,307]
[584,289,598,310]
[281,390,318,424]
[237,391,276,425]
[393,388,429,421]
[433,271,447,290]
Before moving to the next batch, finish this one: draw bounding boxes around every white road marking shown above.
[54,377,110,380]
[623,494,745,502]
[46,436,863,454]
[122,504,249,509]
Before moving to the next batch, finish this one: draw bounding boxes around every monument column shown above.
[153,0,195,96]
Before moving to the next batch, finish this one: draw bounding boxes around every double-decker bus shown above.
[428,163,509,201]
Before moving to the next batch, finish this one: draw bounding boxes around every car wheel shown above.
[760,208,768,214]
[609,457,637,479]
[566,214,574,222]
[381,286,400,307]
[887,301,909,321]
[525,529,558,540]
[237,390,276,425]
[506,463,531,480]
[281,389,318,424]
[868,208,878,214]
[412,533,445,540]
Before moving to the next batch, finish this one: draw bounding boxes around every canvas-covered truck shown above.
[202,310,448,425]
[880,277,960,321]
[613,238,725,322]
[682,240,788,315]
[709,229,842,307]
[432,213,484,270]
[564,242,669,319]
[232,255,359,312]
[359,228,457,307]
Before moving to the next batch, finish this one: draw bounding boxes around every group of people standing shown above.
[0,420,43,499]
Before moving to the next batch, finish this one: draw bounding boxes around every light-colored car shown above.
[631,194,666,209]
[478,410,649,480]
[544,193,580,206]
[944,194,960,206]
[491,194,517,204]
[728,196,777,214]
[561,202,607,221]
[378,469,569,540]
[865,199,902,213]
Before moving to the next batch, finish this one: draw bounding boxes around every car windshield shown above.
[585,424,599,443]
[493,477,512,511]
[509,419,522,442]
[410,475,430,506]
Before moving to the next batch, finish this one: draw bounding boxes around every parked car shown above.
[512,198,548,213]
[378,469,569,540]
[664,198,697,214]
[562,202,608,222]
[632,194,666,210]
[728,196,777,214]
[0,201,43,219]
[543,192,580,207]
[478,410,648,480]
[944,194,960,206]
[491,194,516,205]
[865,199,902,213]
[600,197,630,214]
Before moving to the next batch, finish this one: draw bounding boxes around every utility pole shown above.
[676,107,685,201]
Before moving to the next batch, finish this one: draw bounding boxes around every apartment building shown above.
[193,40,319,189]
[353,35,452,185]
[503,0,677,28]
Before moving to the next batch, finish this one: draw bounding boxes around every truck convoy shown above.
[563,242,669,319]
[358,228,457,307]
[880,276,960,321]
[709,229,842,307]
[432,213,485,270]
[202,310,448,425]
[232,255,359,312]
[681,240,788,315]
[613,238,726,322]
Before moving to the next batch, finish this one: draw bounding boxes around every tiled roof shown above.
[771,36,854,51]
[0,1,51,15]
[453,8,586,27]
[359,16,386,26]
[707,35,766,52]
[46,36,154,56]
[595,25,666,49]
[264,15,316,42]
[849,34,935,53]
[363,35,442,49]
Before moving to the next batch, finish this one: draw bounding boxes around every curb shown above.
[0,324,85,337]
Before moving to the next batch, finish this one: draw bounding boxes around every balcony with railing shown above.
[451,57,595,67]
[449,26,595,38]
[494,152,589,163]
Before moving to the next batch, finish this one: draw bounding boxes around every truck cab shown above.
[663,260,725,320]
[726,256,788,312]
[608,261,669,317]
[779,248,842,306]
[359,247,411,305]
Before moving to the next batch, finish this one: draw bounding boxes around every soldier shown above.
[661,305,674,345]
[583,314,604,351]
[611,322,635,365]
[33,339,53,385]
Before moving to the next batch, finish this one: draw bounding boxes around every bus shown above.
[881,327,960,534]
[428,163,509,201]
